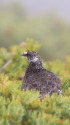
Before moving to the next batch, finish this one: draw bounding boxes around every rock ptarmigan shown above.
[21,51,62,96]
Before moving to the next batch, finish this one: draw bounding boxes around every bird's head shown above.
[21,51,41,63]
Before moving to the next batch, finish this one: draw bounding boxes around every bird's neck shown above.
[26,61,43,72]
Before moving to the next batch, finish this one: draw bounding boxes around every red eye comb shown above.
[27,52,32,55]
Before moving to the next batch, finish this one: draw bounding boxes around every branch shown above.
[0,59,12,72]
[18,76,24,80]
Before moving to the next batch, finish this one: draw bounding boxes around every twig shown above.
[18,76,24,80]
[0,59,12,72]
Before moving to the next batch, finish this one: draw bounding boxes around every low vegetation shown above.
[0,40,70,125]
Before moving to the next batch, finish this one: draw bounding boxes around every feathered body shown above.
[22,51,61,96]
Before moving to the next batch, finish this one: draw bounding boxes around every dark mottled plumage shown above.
[22,51,61,96]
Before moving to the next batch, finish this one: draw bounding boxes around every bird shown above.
[21,51,62,97]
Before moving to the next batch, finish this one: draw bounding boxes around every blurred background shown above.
[0,0,70,60]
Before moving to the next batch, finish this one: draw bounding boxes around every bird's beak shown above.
[21,52,27,56]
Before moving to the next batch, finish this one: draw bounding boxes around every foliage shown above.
[0,41,70,125]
